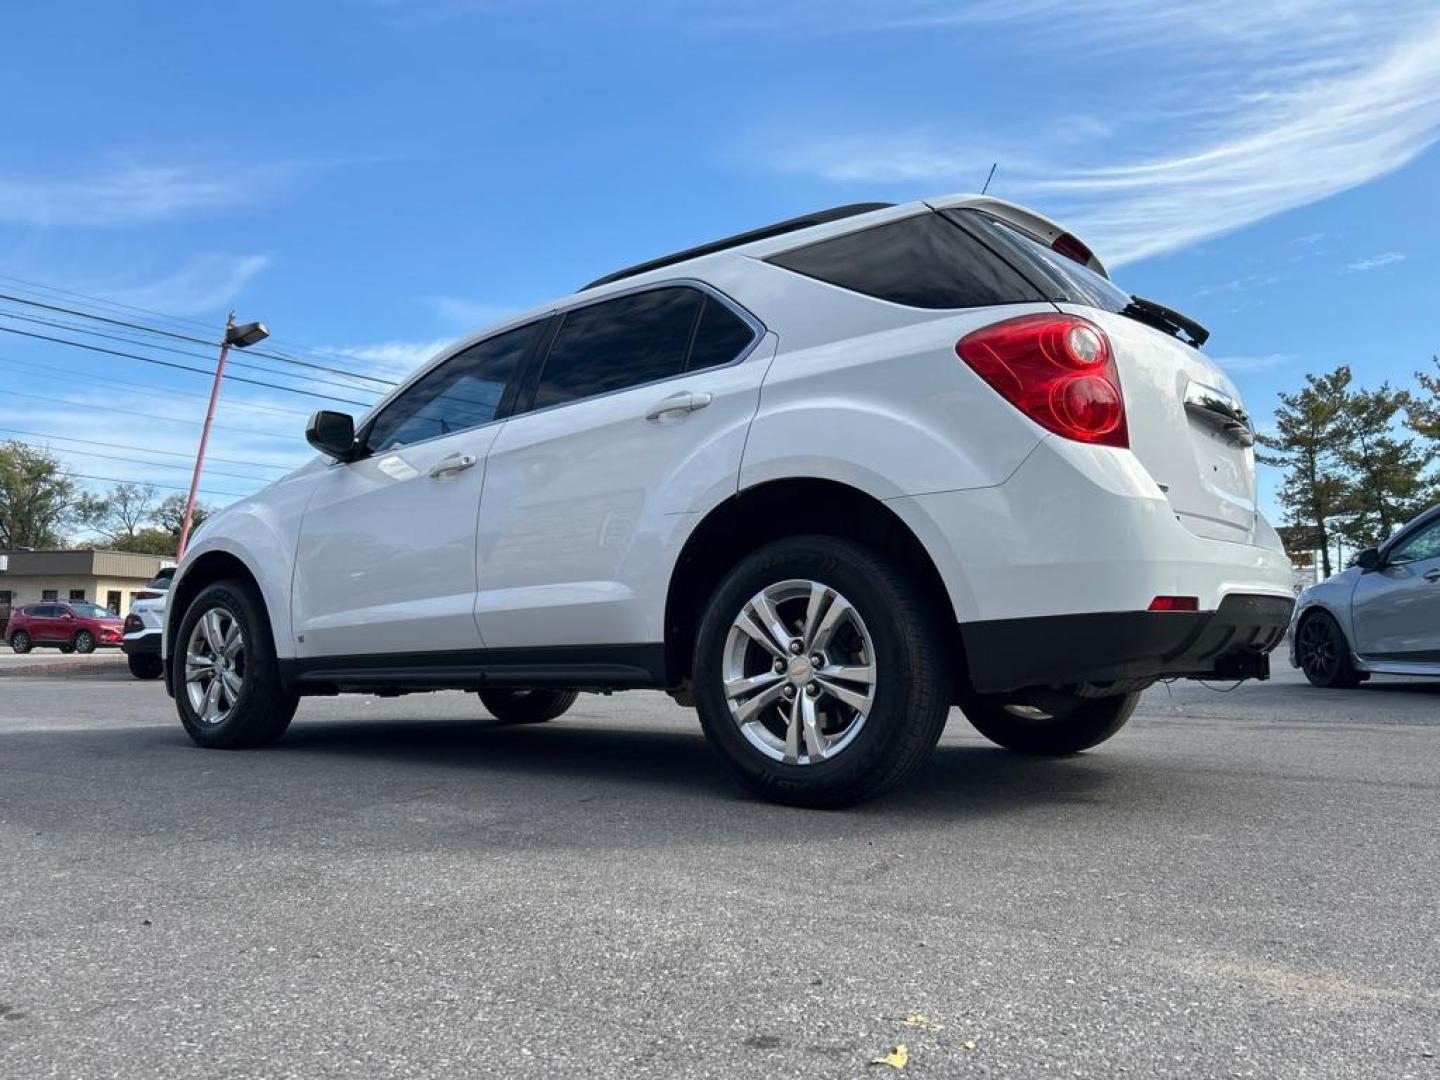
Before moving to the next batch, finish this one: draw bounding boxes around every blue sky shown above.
[2,0,1438,527]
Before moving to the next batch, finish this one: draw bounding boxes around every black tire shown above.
[171,578,299,749]
[73,630,96,654]
[9,631,31,654]
[962,689,1138,755]
[1295,610,1361,688]
[692,535,950,809]
[479,688,578,725]
[128,652,164,680]
[59,644,75,654]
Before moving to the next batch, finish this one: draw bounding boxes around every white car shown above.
[1289,504,1440,687]
[162,195,1294,806]
[123,593,166,680]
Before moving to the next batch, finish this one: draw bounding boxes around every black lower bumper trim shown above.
[960,593,1294,694]
[122,633,161,657]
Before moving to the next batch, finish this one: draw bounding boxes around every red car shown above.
[7,601,125,654]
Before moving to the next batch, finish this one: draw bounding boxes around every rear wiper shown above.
[1121,294,1209,348]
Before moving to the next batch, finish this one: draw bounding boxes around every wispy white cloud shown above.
[0,160,300,228]
[1345,251,1406,272]
[751,1,1440,266]
[93,254,272,317]
[327,339,451,381]
[427,296,517,327]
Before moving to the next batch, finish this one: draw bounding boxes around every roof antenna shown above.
[980,162,997,195]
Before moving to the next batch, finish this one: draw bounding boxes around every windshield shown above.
[145,574,173,591]
[71,603,116,619]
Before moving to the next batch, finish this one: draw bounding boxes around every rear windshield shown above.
[145,573,173,591]
[947,209,1131,313]
[766,211,1046,310]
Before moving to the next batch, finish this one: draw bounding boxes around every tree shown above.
[1332,382,1429,549]
[1257,368,1351,577]
[0,442,76,549]
[75,482,159,545]
[1408,354,1440,444]
[154,493,208,539]
[109,527,180,556]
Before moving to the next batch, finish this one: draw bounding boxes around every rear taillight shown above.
[956,313,1128,448]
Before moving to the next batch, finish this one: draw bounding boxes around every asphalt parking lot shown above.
[2,663,1437,1079]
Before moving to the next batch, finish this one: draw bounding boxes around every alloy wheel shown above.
[721,579,877,765]
[184,607,247,726]
[1297,615,1337,680]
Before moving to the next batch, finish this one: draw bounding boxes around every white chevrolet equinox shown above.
[164,195,1294,807]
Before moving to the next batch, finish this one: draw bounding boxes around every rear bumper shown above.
[960,593,1294,693]
[122,630,161,656]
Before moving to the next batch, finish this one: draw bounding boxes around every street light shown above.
[175,312,270,559]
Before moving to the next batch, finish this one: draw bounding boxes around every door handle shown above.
[1424,568,1440,582]
[645,391,712,421]
[427,452,477,478]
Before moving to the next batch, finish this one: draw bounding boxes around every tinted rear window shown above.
[950,210,1131,312]
[767,211,1045,310]
[687,295,757,372]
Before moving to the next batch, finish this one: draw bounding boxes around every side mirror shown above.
[1354,547,1382,571]
[306,410,359,461]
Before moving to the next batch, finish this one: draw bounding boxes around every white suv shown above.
[163,195,1294,806]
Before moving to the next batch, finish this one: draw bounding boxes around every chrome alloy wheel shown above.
[184,607,246,726]
[721,579,877,765]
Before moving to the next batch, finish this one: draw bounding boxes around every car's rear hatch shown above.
[945,206,1258,544]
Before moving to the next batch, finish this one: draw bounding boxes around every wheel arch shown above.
[165,549,273,665]
[663,477,966,692]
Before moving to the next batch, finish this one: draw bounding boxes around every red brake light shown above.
[1148,595,1199,612]
[1051,232,1095,267]
[956,313,1128,448]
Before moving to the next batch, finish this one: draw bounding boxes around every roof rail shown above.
[581,202,895,291]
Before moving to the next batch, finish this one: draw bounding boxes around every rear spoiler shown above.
[925,195,1110,280]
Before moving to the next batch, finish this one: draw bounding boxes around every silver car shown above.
[1290,504,1440,686]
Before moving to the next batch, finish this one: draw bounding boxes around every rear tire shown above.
[128,652,164,680]
[172,579,298,749]
[479,688,578,725]
[1296,610,1361,688]
[73,630,96,654]
[693,535,950,809]
[9,631,31,654]
[962,689,1138,755]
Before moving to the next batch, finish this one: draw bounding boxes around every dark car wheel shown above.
[59,644,75,654]
[128,652,165,680]
[693,535,950,809]
[9,631,31,654]
[73,630,96,654]
[172,578,299,749]
[1296,610,1361,688]
[962,689,1138,755]
[479,688,578,725]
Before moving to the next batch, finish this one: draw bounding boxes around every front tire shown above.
[9,631,31,654]
[128,652,164,680]
[693,536,950,809]
[172,579,298,748]
[962,690,1138,755]
[73,630,96,654]
[1296,610,1361,688]
[479,688,578,725]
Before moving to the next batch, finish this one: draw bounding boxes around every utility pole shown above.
[175,312,268,559]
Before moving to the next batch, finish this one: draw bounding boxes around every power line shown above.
[0,355,311,420]
[29,443,277,483]
[0,386,305,440]
[0,272,403,380]
[0,426,293,472]
[0,289,398,388]
[68,472,252,498]
[0,324,377,409]
[0,306,385,398]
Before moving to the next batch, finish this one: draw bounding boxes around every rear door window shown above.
[532,287,704,410]
[767,211,1046,310]
[686,294,757,372]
